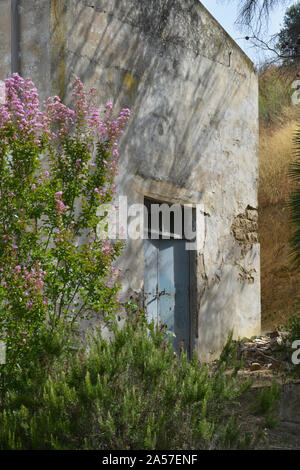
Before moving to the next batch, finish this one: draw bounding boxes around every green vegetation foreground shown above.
[0,312,260,450]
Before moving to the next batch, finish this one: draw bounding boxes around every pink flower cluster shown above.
[0,74,49,143]
[104,265,120,288]
[54,228,62,243]
[101,239,114,256]
[44,95,75,137]
[0,262,48,310]
[72,78,91,123]
[90,104,130,152]
[0,74,130,162]
[54,191,69,216]
[71,77,131,148]
[17,263,46,293]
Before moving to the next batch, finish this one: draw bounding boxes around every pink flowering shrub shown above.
[0,74,130,378]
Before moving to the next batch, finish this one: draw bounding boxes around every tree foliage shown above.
[278,2,300,63]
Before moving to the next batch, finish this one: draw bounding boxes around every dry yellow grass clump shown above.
[259,117,300,330]
[259,120,298,208]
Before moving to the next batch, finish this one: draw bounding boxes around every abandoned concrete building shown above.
[0,0,260,361]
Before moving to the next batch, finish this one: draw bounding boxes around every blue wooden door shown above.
[144,239,190,354]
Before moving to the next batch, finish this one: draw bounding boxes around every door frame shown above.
[143,196,198,359]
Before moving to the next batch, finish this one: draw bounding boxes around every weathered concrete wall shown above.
[0,0,11,79]
[62,0,260,360]
[0,1,51,100]
[0,0,260,361]
[18,0,51,102]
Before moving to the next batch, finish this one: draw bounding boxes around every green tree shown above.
[278,2,300,63]
[0,74,130,389]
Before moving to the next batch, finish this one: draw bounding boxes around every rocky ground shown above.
[232,332,300,449]
[237,331,294,374]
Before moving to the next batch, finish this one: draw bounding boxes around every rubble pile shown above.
[236,331,292,373]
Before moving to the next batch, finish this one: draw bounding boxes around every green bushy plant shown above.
[254,382,281,429]
[286,315,300,343]
[0,314,257,450]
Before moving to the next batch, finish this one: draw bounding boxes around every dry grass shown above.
[259,117,300,330]
[259,204,300,330]
[258,65,300,330]
[259,120,298,208]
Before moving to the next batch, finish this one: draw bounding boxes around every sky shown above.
[200,0,293,64]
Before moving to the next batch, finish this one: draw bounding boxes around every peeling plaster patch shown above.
[237,265,256,284]
[231,205,258,257]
